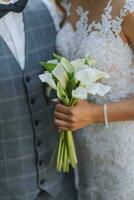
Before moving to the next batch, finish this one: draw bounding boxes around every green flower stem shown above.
[63,137,67,171]
[66,157,69,172]
[56,131,64,171]
[58,134,65,172]
[66,131,78,168]
[63,137,69,172]
[55,130,77,172]
[54,100,78,172]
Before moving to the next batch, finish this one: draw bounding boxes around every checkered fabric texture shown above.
[0,0,77,199]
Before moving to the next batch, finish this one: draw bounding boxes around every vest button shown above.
[37,140,42,146]
[25,76,31,83]
[40,179,46,185]
[39,160,44,166]
[35,120,41,126]
[30,98,36,105]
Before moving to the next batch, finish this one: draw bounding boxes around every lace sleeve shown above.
[42,0,62,31]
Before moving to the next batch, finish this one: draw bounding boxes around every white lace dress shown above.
[55,0,134,199]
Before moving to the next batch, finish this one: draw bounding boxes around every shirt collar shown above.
[0,0,18,4]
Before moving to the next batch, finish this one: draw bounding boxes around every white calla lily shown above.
[72,87,88,99]
[75,68,97,85]
[39,72,56,90]
[52,63,68,89]
[86,83,111,96]
[61,57,74,74]
[72,83,111,99]
[75,67,110,86]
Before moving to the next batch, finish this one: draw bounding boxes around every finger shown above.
[54,111,70,121]
[54,119,70,128]
[55,103,71,114]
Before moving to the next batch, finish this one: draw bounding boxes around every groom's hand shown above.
[54,100,103,131]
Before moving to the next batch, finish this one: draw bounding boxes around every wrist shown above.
[91,104,104,124]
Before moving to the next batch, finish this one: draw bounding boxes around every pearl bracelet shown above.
[103,104,109,128]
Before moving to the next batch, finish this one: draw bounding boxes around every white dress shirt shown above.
[0,0,61,70]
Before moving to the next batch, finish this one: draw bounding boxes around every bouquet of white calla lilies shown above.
[39,54,111,172]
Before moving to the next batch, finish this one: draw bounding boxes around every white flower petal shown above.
[52,63,68,89]
[75,64,89,73]
[75,66,110,86]
[71,59,86,71]
[72,87,88,99]
[47,59,59,65]
[87,83,111,96]
[39,72,56,90]
[93,67,110,80]
[75,68,97,85]
[61,57,74,73]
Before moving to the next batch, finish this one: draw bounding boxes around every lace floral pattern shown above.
[56,0,134,199]
[56,0,134,103]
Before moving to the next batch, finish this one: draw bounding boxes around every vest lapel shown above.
[0,36,23,75]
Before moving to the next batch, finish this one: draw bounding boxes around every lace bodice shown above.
[56,0,134,103]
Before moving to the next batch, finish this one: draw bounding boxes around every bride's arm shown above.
[54,13,134,131]
[54,97,134,131]
[123,12,134,47]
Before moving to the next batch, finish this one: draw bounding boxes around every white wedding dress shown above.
[54,0,134,199]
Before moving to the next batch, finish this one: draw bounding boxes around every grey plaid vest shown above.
[0,1,76,200]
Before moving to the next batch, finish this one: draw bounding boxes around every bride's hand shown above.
[54,100,103,131]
